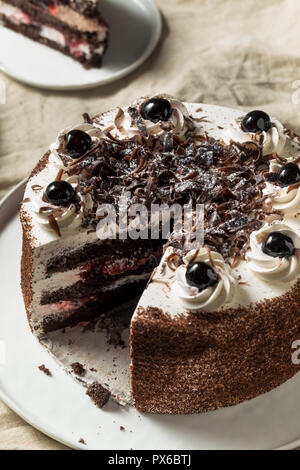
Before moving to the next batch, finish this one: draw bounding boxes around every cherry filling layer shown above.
[80,256,153,280]
[48,3,58,17]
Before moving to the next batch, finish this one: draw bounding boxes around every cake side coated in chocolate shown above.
[131,289,300,414]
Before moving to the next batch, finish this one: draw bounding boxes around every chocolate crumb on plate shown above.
[38,364,52,376]
[86,382,110,408]
[71,362,86,377]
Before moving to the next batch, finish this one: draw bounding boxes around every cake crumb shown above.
[120,426,125,431]
[78,438,86,445]
[38,364,52,376]
[71,362,86,377]
[86,382,110,408]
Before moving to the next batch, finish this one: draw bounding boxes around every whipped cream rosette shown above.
[246,223,300,282]
[49,123,102,169]
[31,175,93,234]
[174,248,238,312]
[223,116,286,156]
[93,94,194,141]
[264,160,300,217]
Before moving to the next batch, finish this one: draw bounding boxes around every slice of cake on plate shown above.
[20,95,300,413]
[0,0,109,68]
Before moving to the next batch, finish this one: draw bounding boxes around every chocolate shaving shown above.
[55,169,64,181]
[114,107,124,130]
[83,112,92,124]
[193,115,209,123]
[166,252,180,271]
[31,184,43,191]
[152,279,171,291]
[287,182,300,193]
[105,125,114,133]
[48,214,61,237]
[128,107,148,138]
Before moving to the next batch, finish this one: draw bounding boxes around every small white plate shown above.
[2,180,300,449]
[0,0,161,90]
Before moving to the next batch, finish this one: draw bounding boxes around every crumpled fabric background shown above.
[0,0,300,449]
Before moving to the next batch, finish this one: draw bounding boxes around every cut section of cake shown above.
[20,95,195,337]
[20,95,300,414]
[0,0,109,68]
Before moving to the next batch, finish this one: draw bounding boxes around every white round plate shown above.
[0,0,161,90]
[1,181,300,450]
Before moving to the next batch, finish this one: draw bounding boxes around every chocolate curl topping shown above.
[48,116,277,262]
[83,113,92,124]
[128,107,148,138]
[48,214,61,237]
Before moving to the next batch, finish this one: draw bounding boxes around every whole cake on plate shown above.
[0,0,109,68]
[20,94,300,414]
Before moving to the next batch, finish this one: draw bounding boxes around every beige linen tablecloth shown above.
[0,0,300,450]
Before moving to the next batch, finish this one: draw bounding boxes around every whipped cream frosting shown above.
[27,122,102,234]
[223,116,286,156]
[93,94,194,141]
[264,160,300,217]
[174,248,238,312]
[49,122,101,168]
[246,222,300,282]
[30,174,93,234]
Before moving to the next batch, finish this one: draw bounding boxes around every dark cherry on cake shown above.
[186,262,218,291]
[141,98,173,123]
[277,162,300,187]
[65,130,92,159]
[263,232,295,259]
[241,110,272,133]
[45,180,75,207]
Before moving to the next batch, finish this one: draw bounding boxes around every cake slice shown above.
[0,0,109,68]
